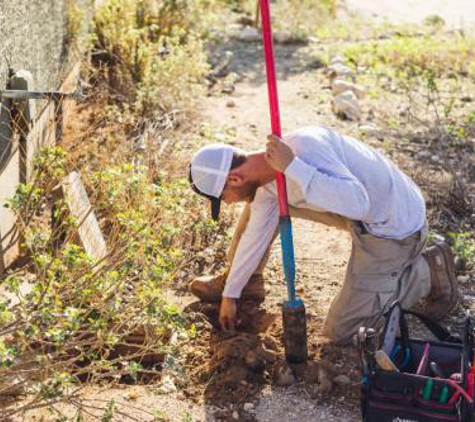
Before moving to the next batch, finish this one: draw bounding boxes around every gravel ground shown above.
[251,386,360,422]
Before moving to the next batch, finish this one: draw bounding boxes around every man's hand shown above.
[265,134,295,172]
[219,297,238,332]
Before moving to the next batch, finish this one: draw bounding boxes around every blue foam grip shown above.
[279,216,298,306]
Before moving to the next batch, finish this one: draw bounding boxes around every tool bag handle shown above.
[401,309,462,344]
[380,302,462,360]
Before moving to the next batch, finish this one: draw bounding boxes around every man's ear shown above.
[227,170,245,187]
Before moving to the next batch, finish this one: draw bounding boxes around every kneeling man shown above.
[188,126,458,345]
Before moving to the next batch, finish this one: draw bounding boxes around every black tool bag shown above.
[358,302,475,422]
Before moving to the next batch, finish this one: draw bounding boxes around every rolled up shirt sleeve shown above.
[284,156,370,221]
[223,193,279,299]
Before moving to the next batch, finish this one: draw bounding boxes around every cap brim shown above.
[210,197,221,221]
[189,166,222,221]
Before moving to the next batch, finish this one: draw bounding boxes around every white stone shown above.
[157,375,177,394]
[237,26,261,42]
[332,91,362,121]
[275,365,296,387]
[243,403,254,412]
[332,79,365,99]
[274,32,291,44]
[326,63,355,80]
[332,375,351,385]
[330,55,345,65]
[232,411,239,419]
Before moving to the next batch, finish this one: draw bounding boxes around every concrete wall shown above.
[0,1,69,92]
[0,0,92,271]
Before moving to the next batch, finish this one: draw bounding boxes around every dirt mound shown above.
[181,301,361,411]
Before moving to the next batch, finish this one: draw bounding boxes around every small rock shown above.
[263,337,279,351]
[330,55,345,65]
[243,403,254,412]
[318,377,333,394]
[457,275,470,283]
[222,83,235,94]
[460,95,473,103]
[319,362,338,381]
[332,79,365,99]
[245,350,265,371]
[332,90,362,121]
[305,361,320,384]
[222,365,250,387]
[308,36,320,43]
[274,31,291,44]
[211,51,233,78]
[237,26,261,42]
[275,364,296,387]
[232,411,239,419]
[333,374,351,385]
[261,347,278,363]
[157,376,177,394]
[124,390,139,401]
[326,63,355,81]
[226,100,236,108]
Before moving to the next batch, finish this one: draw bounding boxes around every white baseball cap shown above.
[189,143,237,220]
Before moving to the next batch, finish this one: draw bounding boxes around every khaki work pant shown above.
[227,204,431,345]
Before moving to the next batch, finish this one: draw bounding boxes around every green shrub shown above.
[93,0,210,117]
[0,146,228,417]
[449,231,475,264]
[136,30,208,116]
[270,0,338,37]
[342,34,475,78]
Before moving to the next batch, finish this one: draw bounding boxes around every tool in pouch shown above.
[259,0,307,364]
[358,301,475,422]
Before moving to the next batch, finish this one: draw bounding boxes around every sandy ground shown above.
[344,0,475,28]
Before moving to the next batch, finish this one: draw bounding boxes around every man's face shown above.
[221,180,258,204]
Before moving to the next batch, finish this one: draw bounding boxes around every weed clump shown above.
[342,34,475,79]
[93,0,210,119]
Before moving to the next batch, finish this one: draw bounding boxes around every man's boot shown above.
[189,273,266,302]
[423,242,459,320]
